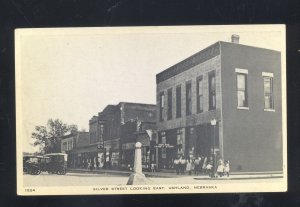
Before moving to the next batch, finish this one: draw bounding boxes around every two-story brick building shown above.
[86,102,157,169]
[156,35,282,172]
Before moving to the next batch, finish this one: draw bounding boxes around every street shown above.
[23,172,283,187]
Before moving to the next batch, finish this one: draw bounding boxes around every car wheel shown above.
[57,168,66,175]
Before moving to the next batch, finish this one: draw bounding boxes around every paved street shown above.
[23,172,283,187]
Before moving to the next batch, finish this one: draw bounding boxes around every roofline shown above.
[156,40,281,84]
[219,41,281,53]
[156,41,221,83]
[118,102,157,107]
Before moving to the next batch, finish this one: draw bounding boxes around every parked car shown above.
[43,153,68,175]
[23,155,44,175]
[23,153,68,175]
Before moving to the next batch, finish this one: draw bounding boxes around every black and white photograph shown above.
[15,25,287,195]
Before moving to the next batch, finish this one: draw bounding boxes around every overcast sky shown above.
[17,25,284,152]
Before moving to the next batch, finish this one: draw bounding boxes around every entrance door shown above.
[195,124,211,157]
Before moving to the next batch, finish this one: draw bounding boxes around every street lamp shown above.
[210,118,217,177]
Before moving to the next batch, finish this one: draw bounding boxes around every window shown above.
[263,74,274,110]
[159,92,164,121]
[209,71,216,110]
[237,73,248,107]
[197,76,204,113]
[186,82,192,115]
[167,89,172,120]
[176,85,181,118]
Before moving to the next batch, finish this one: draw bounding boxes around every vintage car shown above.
[23,155,44,175]
[23,153,68,175]
[43,153,68,175]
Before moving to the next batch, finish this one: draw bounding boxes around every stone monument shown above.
[127,142,152,185]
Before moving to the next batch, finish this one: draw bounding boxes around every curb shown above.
[194,175,284,180]
[67,169,283,180]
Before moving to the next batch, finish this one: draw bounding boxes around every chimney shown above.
[231,34,240,44]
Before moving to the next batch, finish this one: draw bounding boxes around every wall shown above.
[156,52,223,153]
[220,42,282,172]
[89,116,98,144]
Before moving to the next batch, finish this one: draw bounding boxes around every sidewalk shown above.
[67,168,283,180]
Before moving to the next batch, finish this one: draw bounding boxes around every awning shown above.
[70,145,98,154]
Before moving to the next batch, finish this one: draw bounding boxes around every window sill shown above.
[264,109,275,112]
[237,106,249,110]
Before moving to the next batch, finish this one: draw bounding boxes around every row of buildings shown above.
[61,35,283,172]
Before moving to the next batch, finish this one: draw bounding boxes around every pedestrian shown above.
[202,157,208,174]
[179,156,186,175]
[224,160,230,177]
[151,162,156,173]
[206,161,213,177]
[186,159,192,175]
[87,162,92,171]
[216,158,224,177]
[194,156,201,175]
[174,157,180,175]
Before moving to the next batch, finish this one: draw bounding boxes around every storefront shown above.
[70,144,106,169]
[157,124,219,169]
[104,138,121,169]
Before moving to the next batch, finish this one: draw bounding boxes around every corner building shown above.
[156,36,282,172]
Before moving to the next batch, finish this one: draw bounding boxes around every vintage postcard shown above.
[16,25,287,195]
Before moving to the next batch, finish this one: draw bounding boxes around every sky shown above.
[16,25,284,152]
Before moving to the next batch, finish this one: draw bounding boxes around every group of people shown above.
[173,155,230,177]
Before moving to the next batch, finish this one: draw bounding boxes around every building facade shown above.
[102,102,157,169]
[156,35,282,172]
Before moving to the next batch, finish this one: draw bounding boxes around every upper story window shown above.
[208,71,216,110]
[176,85,181,118]
[186,81,192,116]
[263,72,274,111]
[159,92,165,121]
[197,76,204,113]
[167,88,172,120]
[236,68,248,109]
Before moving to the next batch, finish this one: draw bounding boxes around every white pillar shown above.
[134,142,142,174]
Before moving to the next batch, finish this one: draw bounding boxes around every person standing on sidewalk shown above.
[202,157,208,174]
[216,158,224,177]
[151,162,156,173]
[224,160,230,177]
[180,156,186,175]
[186,159,192,175]
[174,157,179,175]
[194,156,201,175]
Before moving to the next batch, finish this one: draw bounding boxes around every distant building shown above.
[63,131,90,168]
[120,118,157,170]
[101,102,157,169]
[61,134,75,153]
[73,102,157,170]
[156,35,282,172]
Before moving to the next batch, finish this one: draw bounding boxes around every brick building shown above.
[156,35,282,172]
[86,102,157,169]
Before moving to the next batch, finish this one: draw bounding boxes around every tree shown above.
[31,119,78,154]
